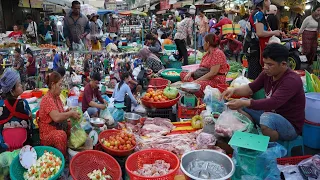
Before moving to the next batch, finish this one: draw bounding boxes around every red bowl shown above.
[98,130,136,157]
[141,93,181,109]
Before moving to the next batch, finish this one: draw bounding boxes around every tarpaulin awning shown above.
[97,9,117,15]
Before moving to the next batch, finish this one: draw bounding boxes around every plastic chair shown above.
[278,136,304,157]
[3,127,27,151]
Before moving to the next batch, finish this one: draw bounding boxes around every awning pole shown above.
[29,0,38,46]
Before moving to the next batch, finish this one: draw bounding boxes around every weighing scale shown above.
[180,82,200,108]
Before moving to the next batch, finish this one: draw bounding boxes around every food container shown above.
[161,69,183,82]
[148,78,171,89]
[305,93,320,123]
[141,93,181,109]
[124,113,141,125]
[181,82,201,93]
[180,150,235,180]
[303,120,320,149]
[89,118,106,127]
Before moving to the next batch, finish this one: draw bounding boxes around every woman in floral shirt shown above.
[180,33,229,97]
[38,72,80,157]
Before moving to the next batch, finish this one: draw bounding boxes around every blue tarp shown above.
[97,9,118,15]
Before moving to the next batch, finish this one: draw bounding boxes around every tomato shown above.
[120,139,125,145]
[131,140,136,145]
[145,93,151,98]
[96,175,101,179]
[123,147,128,150]
[147,88,153,93]
[127,144,131,149]
[128,134,133,138]
[110,141,115,146]
[126,140,131,145]
[124,136,129,141]
[154,96,159,101]
[114,146,118,150]
[109,146,114,149]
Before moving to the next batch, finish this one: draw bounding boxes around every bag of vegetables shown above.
[70,107,84,127]
[69,124,87,149]
[163,86,178,99]
[0,149,20,179]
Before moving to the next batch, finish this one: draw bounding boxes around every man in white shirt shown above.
[26,16,38,43]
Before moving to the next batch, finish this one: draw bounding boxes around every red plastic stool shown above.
[3,127,27,151]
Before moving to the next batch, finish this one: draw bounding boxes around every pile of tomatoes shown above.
[39,44,57,49]
[141,88,170,103]
[101,131,136,151]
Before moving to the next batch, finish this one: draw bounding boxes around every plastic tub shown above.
[305,93,320,123]
[20,92,32,99]
[160,69,182,82]
[32,90,43,98]
[303,121,320,149]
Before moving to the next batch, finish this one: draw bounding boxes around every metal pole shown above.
[193,1,197,62]
[29,0,38,46]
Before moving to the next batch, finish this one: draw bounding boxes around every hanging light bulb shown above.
[305,4,311,10]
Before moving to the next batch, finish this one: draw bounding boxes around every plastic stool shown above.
[278,136,304,157]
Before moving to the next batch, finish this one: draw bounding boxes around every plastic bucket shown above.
[303,121,320,149]
[305,93,320,123]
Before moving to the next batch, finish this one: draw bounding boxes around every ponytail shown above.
[118,71,130,90]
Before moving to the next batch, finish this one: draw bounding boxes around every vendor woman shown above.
[222,44,305,142]
[112,72,138,112]
[0,68,32,152]
[82,72,108,117]
[38,72,80,157]
[180,33,229,97]
[137,48,164,74]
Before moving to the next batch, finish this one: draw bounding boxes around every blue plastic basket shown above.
[10,146,65,180]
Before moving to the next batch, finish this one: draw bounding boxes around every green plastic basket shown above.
[160,69,183,82]
[164,44,177,50]
[10,146,65,180]
[167,60,182,69]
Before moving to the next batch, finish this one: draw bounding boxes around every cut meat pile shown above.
[141,118,175,137]
[133,160,173,177]
[136,131,199,157]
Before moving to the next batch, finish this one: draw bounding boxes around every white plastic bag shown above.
[134,105,146,114]
[72,39,85,51]
[214,109,246,137]
[71,72,82,85]
[99,109,115,125]
[230,69,251,88]
[203,85,224,113]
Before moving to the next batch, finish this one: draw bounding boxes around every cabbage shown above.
[163,86,178,99]
[70,125,87,148]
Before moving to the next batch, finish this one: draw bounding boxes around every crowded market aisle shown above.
[0,0,320,179]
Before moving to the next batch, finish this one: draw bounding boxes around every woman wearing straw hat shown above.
[89,13,102,50]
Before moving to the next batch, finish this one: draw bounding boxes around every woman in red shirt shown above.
[25,49,36,77]
[180,33,229,97]
[38,72,80,157]
[8,25,23,40]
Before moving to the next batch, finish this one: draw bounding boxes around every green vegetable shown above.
[70,125,87,148]
[229,61,243,73]
[0,149,20,177]
[163,86,178,99]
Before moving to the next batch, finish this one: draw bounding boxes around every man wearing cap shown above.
[63,0,90,50]
[222,43,305,142]
[266,5,279,31]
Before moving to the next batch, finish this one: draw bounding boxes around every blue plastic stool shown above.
[278,136,304,157]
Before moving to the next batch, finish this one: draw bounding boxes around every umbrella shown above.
[119,10,147,16]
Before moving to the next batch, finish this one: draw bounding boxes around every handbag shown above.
[192,67,210,79]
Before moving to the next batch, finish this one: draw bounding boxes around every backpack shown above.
[243,10,261,53]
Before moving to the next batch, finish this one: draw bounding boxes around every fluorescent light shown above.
[230,3,234,8]
[284,6,290,10]
[305,4,311,10]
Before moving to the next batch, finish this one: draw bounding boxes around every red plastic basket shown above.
[125,149,180,180]
[70,150,122,180]
[148,78,171,89]
[20,92,32,99]
[277,155,312,165]
[141,93,180,109]
[98,129,136,157]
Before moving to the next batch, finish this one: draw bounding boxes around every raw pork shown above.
[141,118,175,137]
[133,160,173,177]
[196,132,217,149]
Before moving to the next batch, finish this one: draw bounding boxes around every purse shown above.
[192,67,210,80]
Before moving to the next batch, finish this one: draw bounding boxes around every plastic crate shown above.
[177,98,205,119]
[146,107,175,121]
[277,155,312,165]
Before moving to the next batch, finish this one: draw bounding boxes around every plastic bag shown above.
[196,132,217,149]
[71,72,82,84]
[233,142,287,180]
[230,69,251,88]
[0,149,20,178]
[72,39,85,51]
[203,86,225,113]
[99,108,115,126]
[214,109,252,137]
[44,31,52,42]
[134,105,146,114]
[110,108,125,122]
[70,107,84,126]
[200,110,214,125]
[69,124,87,149]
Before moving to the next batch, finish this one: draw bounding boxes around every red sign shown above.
[160,0,170,10]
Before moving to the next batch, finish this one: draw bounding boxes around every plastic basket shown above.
[141,93,180,109]
[70,150,122,180]
[164,44,177,50]
[277,155,312,165]
[10,146,65,180]
[20,92,32,99]
[98,130,136,157]
[160,69,182,82]
[146,107,174,120]
[167,61,182,69]
[32,90,43,98]
[125,149,180,180]
[148,78,170,89]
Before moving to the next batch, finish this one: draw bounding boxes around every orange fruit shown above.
[145,93,151,98]
[154,96,159,101]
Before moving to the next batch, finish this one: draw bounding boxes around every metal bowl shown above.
[181,82,201,93]
[124,113,142,125]
[181,150,235,180]
[89,117,106,127]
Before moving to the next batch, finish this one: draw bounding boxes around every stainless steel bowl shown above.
[89,117,106,127]
[124,113,142,125]
[181,150,235,180]
[181,82,201,93]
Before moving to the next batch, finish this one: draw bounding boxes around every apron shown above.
[0,99,29,125]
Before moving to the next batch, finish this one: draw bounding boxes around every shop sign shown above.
[160,0,170,10]
[19,0,43,8]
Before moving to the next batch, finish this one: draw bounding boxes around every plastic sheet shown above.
[233,142,287,180]
[203,86,225,114]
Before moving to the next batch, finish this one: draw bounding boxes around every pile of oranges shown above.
[142,88,169,103]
